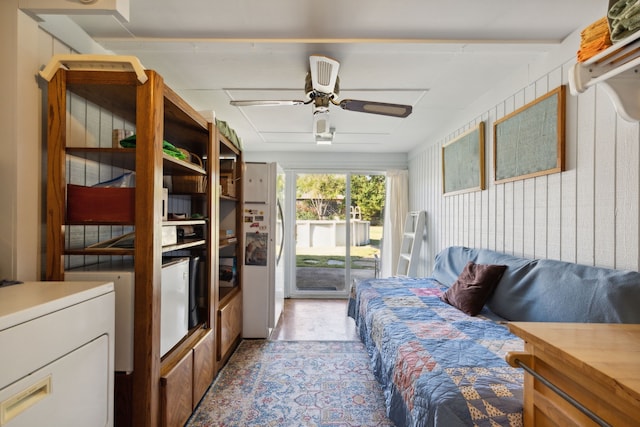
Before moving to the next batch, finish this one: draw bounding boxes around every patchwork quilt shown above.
[348,276,524,427]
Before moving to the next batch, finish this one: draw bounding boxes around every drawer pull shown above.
[511,357,612,427]
[0,375,52,425]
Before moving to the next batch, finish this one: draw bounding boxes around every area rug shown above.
[186,340,394,427]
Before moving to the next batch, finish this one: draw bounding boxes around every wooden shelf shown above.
[66,148,206,176]
[160,325,208,369]
[215,125,243,365]
[66,220,135,226]
[218,242,238,250]
[218,133,240,156]
[66,242,207,256]
[219,286,240,306]
[65,247,135,256]
[163,219,207,226]
[220,194,239,202]
[162,238,206,252]
[64,70,209,152]
[569,30,640,121]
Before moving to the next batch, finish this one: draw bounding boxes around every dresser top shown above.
[508,322,640,400]
[0,281,114,330]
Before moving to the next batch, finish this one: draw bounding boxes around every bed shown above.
[348,276,524,427]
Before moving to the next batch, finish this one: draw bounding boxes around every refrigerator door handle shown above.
[276,199,284,264]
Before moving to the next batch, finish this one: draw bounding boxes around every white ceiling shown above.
[60,0,607,153]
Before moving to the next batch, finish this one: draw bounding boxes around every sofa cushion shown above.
[432,246,640,323]
[487,258,640,323]
[432,246,479,286]
[441,261,507,315]
[433,246,535,290]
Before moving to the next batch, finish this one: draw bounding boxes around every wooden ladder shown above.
[396,211,426,276]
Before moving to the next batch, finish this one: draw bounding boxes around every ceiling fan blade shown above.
[309,55,340,94]
[338,99,413,118]
[230,100,307,107]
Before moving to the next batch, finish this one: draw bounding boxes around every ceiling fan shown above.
[229,55,413,140]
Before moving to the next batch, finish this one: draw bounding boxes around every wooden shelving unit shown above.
[216,129,243,365]
[43,67,239,427]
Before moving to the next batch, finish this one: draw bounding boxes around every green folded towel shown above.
[609,0,640,42]
[119,134,187,160]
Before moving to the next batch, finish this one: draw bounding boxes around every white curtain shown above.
[380,169,408,277]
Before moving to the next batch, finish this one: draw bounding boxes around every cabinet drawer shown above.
[192,329,215,407]
[0,335,110,427]
[0,290,114,388]
[218,292,242,360]
[160,351,193,427]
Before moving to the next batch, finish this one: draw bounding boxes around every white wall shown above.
[409,36,640,276]
[0,2,47,281]
[0,3,111,281]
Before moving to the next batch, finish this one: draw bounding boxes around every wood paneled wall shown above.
[409,60,640,276]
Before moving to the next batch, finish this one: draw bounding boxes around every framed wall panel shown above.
[442,122,485,196]
[493,86,566,184]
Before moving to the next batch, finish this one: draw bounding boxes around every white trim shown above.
[244,151,408,171]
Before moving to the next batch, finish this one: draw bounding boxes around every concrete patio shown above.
[295,261,378,292]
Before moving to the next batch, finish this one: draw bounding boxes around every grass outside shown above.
[296,225,382,269]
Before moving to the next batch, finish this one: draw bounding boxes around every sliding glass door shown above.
[349,174,384,285]
[290,172,384,298]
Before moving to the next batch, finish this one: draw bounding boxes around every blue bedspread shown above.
[348,276,524,427]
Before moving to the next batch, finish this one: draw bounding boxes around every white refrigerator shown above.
[65,257,190,371]
[242,162,285,338]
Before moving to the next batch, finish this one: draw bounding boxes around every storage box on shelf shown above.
[44,64,218,427]
[66,184,135,223]
[220,172,236,197]
[172,151,208,194]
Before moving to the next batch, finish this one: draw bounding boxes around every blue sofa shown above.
[433,246,640,323]
[348,246,640,427]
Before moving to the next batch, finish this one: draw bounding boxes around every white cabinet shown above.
[0,281,115,427]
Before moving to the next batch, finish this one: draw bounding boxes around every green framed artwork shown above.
[442,122,485,196]
[493,85,566,184]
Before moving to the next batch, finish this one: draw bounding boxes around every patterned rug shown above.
[186,340,395,427]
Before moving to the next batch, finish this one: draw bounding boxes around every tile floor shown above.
[270,298,360,341]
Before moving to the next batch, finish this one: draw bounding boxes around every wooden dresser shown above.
[507,322,640,427]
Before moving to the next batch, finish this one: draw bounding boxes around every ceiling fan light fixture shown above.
[313,110,330,136]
